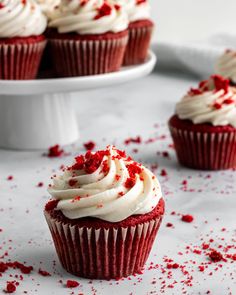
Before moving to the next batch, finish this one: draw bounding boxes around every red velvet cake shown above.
[48,1,129,77]
[44,146,165,279]
[123,19,154,66]
[0,36,46,80]
[0,0,47,80]
[169,75,236,170]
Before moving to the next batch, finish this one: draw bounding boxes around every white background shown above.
[150,0,236,42]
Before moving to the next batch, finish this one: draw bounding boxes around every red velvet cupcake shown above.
[44,146,164,279]
[48,0,129,77]
[169,75,236,170]
[120,0,154,66]
[0,0,47,80]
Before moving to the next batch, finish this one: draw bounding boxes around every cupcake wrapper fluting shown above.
[49,35,128,77]
[45,211,163,279]
[169,124,236,170]
[123,25,153,66]
[0,41,46,80]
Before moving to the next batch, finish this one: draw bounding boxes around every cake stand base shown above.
[0,93,79,150]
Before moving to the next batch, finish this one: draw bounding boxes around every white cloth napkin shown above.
[152,33,236,78]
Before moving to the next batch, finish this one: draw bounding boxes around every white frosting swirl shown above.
[0,0,47,38]
[216,50,236,84]
[113,0,150,22]
[49,0,128,34]
[48,146,162,222]
[176,76,236,127]
[36,0,61,19]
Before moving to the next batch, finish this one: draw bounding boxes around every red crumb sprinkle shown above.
[124,136,142,145]
[181,214,194,223]
[47,144,64,158]
[68,179,77,187]
[209,250,223,262]
[5,282,16,293]
[166,222,173,228]
[166,263,179,269]
[94,2,112,20]
[0,262,8,273]
[38,269,51,277]
[124,177,136,189]
[7,175,13,181]
[83,141,96,151]
[37,182,44,187]
[160,169,167,177]
[213,102,222,110]
[45,200,59,211]
[66,280,80,288]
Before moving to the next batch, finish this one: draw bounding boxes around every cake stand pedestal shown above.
[0,51,156,150]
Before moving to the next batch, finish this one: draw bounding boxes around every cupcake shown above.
[169,75,236,170]
[0,0,47,80]
[47,0,129,77]
[44,146,164,279]
[115,0,154,66]
[216,49,236,86]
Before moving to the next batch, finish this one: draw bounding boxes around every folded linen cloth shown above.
[152,33,236,78]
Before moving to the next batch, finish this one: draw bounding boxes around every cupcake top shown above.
[216,50,236,84]
[47,146,162,223]
[176,75,236,127]
[113,0,150,22]
[36,0,61,19]
[0,0,47,38]
[49,0,128,35]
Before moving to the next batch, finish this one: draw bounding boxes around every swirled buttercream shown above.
[48,146,162,222]
[113,0,150,22]
[49,0,128,34]
[0,0,47,38]
[36,0,60,19]
[176,75,236,127]
[216,50,236,84]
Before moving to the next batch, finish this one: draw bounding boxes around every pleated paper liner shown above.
[48,31,128,77]
[169,115,236,170]
[0,37,46,80]
[44,199,164,279]
[123,20,154,66]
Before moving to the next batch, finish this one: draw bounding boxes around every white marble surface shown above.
[1,70,236,295]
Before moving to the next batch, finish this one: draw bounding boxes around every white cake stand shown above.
[0,51,156,150]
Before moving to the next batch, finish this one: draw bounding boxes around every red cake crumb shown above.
[0,262,8,273]
[37,182,44,187]
[68,179,77,187]
[83,141,96,151]
[7,175,13,181]
[124,136,142,145]
[38,269,51,277]
[208,250,223,262]
[4,282,16,293]
[66,280,80,288]
[181,215,194,223]
[94,2,112,20]
[47,144,64,158]
[160,169,167,177]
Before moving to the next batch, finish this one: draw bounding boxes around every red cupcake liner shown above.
[49,34,128,77]
[44,209,163,279]
[169,117,236,170]
[0,39,46,80]
[123,20,154,66]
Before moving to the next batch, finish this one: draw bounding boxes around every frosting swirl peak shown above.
[49,0,128,34]
[216,49,236,84]
[0,0,47,38]
[176,75,236,127]
[48,146,162,222]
